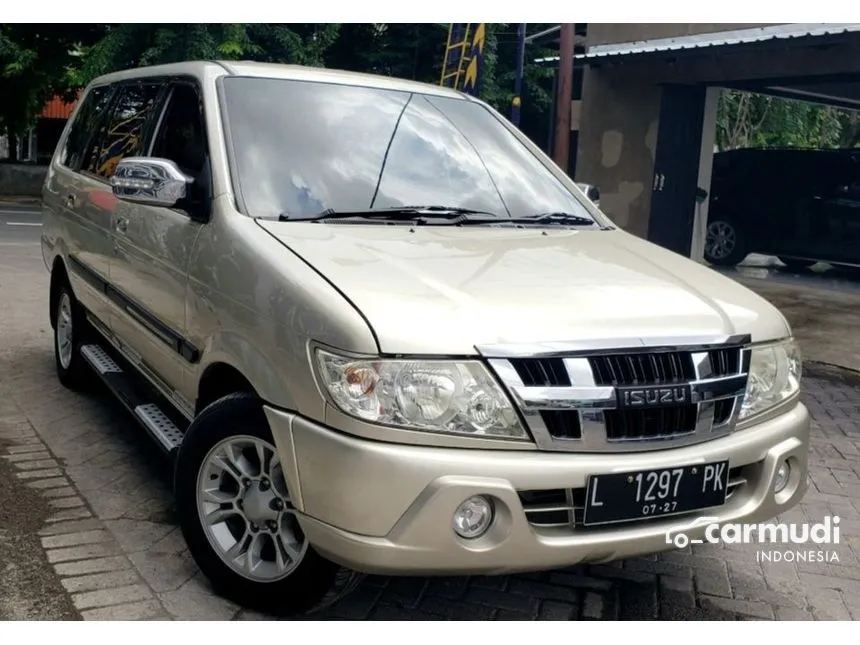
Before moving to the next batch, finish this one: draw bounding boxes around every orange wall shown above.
[40,93,79,120]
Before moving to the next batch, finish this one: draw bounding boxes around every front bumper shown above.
[264,402,810,576]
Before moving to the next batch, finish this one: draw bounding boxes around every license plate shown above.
[582,461,730,527]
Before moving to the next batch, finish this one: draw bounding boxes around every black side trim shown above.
[67,255,200,364]
[68,254,108,293]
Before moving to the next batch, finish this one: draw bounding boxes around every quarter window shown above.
[59,85,113,171]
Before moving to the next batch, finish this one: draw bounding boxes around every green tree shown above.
[323,23,560,148]
[835,110,860,148]
[324,23,447,82]
[716,89,850,151]
[0,24,104,160]
[77,24,341,83]
[481,24,560,149]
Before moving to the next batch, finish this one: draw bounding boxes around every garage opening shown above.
[573,23,860,281]
[703,86,860,277]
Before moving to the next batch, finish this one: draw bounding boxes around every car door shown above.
[797,154,859,264]
[825,154,860,265]
[109,80,210,415]
[70,80,166,341]
[839,186,860,265]
[45,83,117,331]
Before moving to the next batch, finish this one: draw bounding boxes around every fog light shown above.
[774,460,791,493]
[453,496,494,539]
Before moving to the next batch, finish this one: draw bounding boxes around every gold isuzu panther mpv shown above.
[41,61,810,615]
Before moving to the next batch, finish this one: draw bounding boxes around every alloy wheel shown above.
[196,435,308,582]
[56,292,74,370]
[705,221,737,261]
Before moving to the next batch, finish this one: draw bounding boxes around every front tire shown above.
[704,219,747,266]
[173,393,361,616]
[53,283,94,390]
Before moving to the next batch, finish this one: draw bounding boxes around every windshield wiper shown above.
[509,212,598,226]
[278,205,502,223]
[276,207,605,228]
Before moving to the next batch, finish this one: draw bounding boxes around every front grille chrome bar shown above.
[476,333,752,358]
[509,372,748,411]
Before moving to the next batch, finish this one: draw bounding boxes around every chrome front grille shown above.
[481,334,751,453]
[587,351,696,385]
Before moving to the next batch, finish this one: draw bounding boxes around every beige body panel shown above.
[265,400,809,574]
[255,221,791,356]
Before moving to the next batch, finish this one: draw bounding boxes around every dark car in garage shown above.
[704,147,860,270]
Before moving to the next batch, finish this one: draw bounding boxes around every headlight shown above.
[314,349,528,440]
[739,338,801,421]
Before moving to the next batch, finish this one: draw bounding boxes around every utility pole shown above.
[510,23,526,127]
[553,23,575,172]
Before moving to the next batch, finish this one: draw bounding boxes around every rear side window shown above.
[82,82,164,179]
[59,85,113,170]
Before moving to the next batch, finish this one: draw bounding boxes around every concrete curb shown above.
[0,196,41,205]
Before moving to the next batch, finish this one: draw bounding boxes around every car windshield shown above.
[220,76,605,225]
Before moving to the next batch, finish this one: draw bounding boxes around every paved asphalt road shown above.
[2,199,860,620]
[0,204,42,246]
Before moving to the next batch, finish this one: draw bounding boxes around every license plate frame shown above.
[582,460,730,527]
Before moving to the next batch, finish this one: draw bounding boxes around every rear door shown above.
[793,153,858,264]
[813,153,860,265]
[44,83,117,329]
[76,80,166,333]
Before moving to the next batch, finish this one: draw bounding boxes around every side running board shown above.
[134,404,185,452]
[80,344,187,456]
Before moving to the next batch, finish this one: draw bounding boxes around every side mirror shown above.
[577,182,601,206]
[110,157,193,208]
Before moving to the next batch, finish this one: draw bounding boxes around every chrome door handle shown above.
[115,217,128,233]
[63,194,77,209]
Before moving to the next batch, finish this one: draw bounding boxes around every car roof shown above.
[88,60,469,100]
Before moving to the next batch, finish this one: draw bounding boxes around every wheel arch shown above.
[195,361,259,415]
[193,329,307,417]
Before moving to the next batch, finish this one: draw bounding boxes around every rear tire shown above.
[704,219,747,266]
[173,393,362,617]
[53,283,95,391]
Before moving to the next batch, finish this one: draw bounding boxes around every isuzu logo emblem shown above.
[617,384,692,409]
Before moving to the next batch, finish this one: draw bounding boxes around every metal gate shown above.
[647,84,707,256]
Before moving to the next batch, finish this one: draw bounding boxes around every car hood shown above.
[255,221,790,355]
